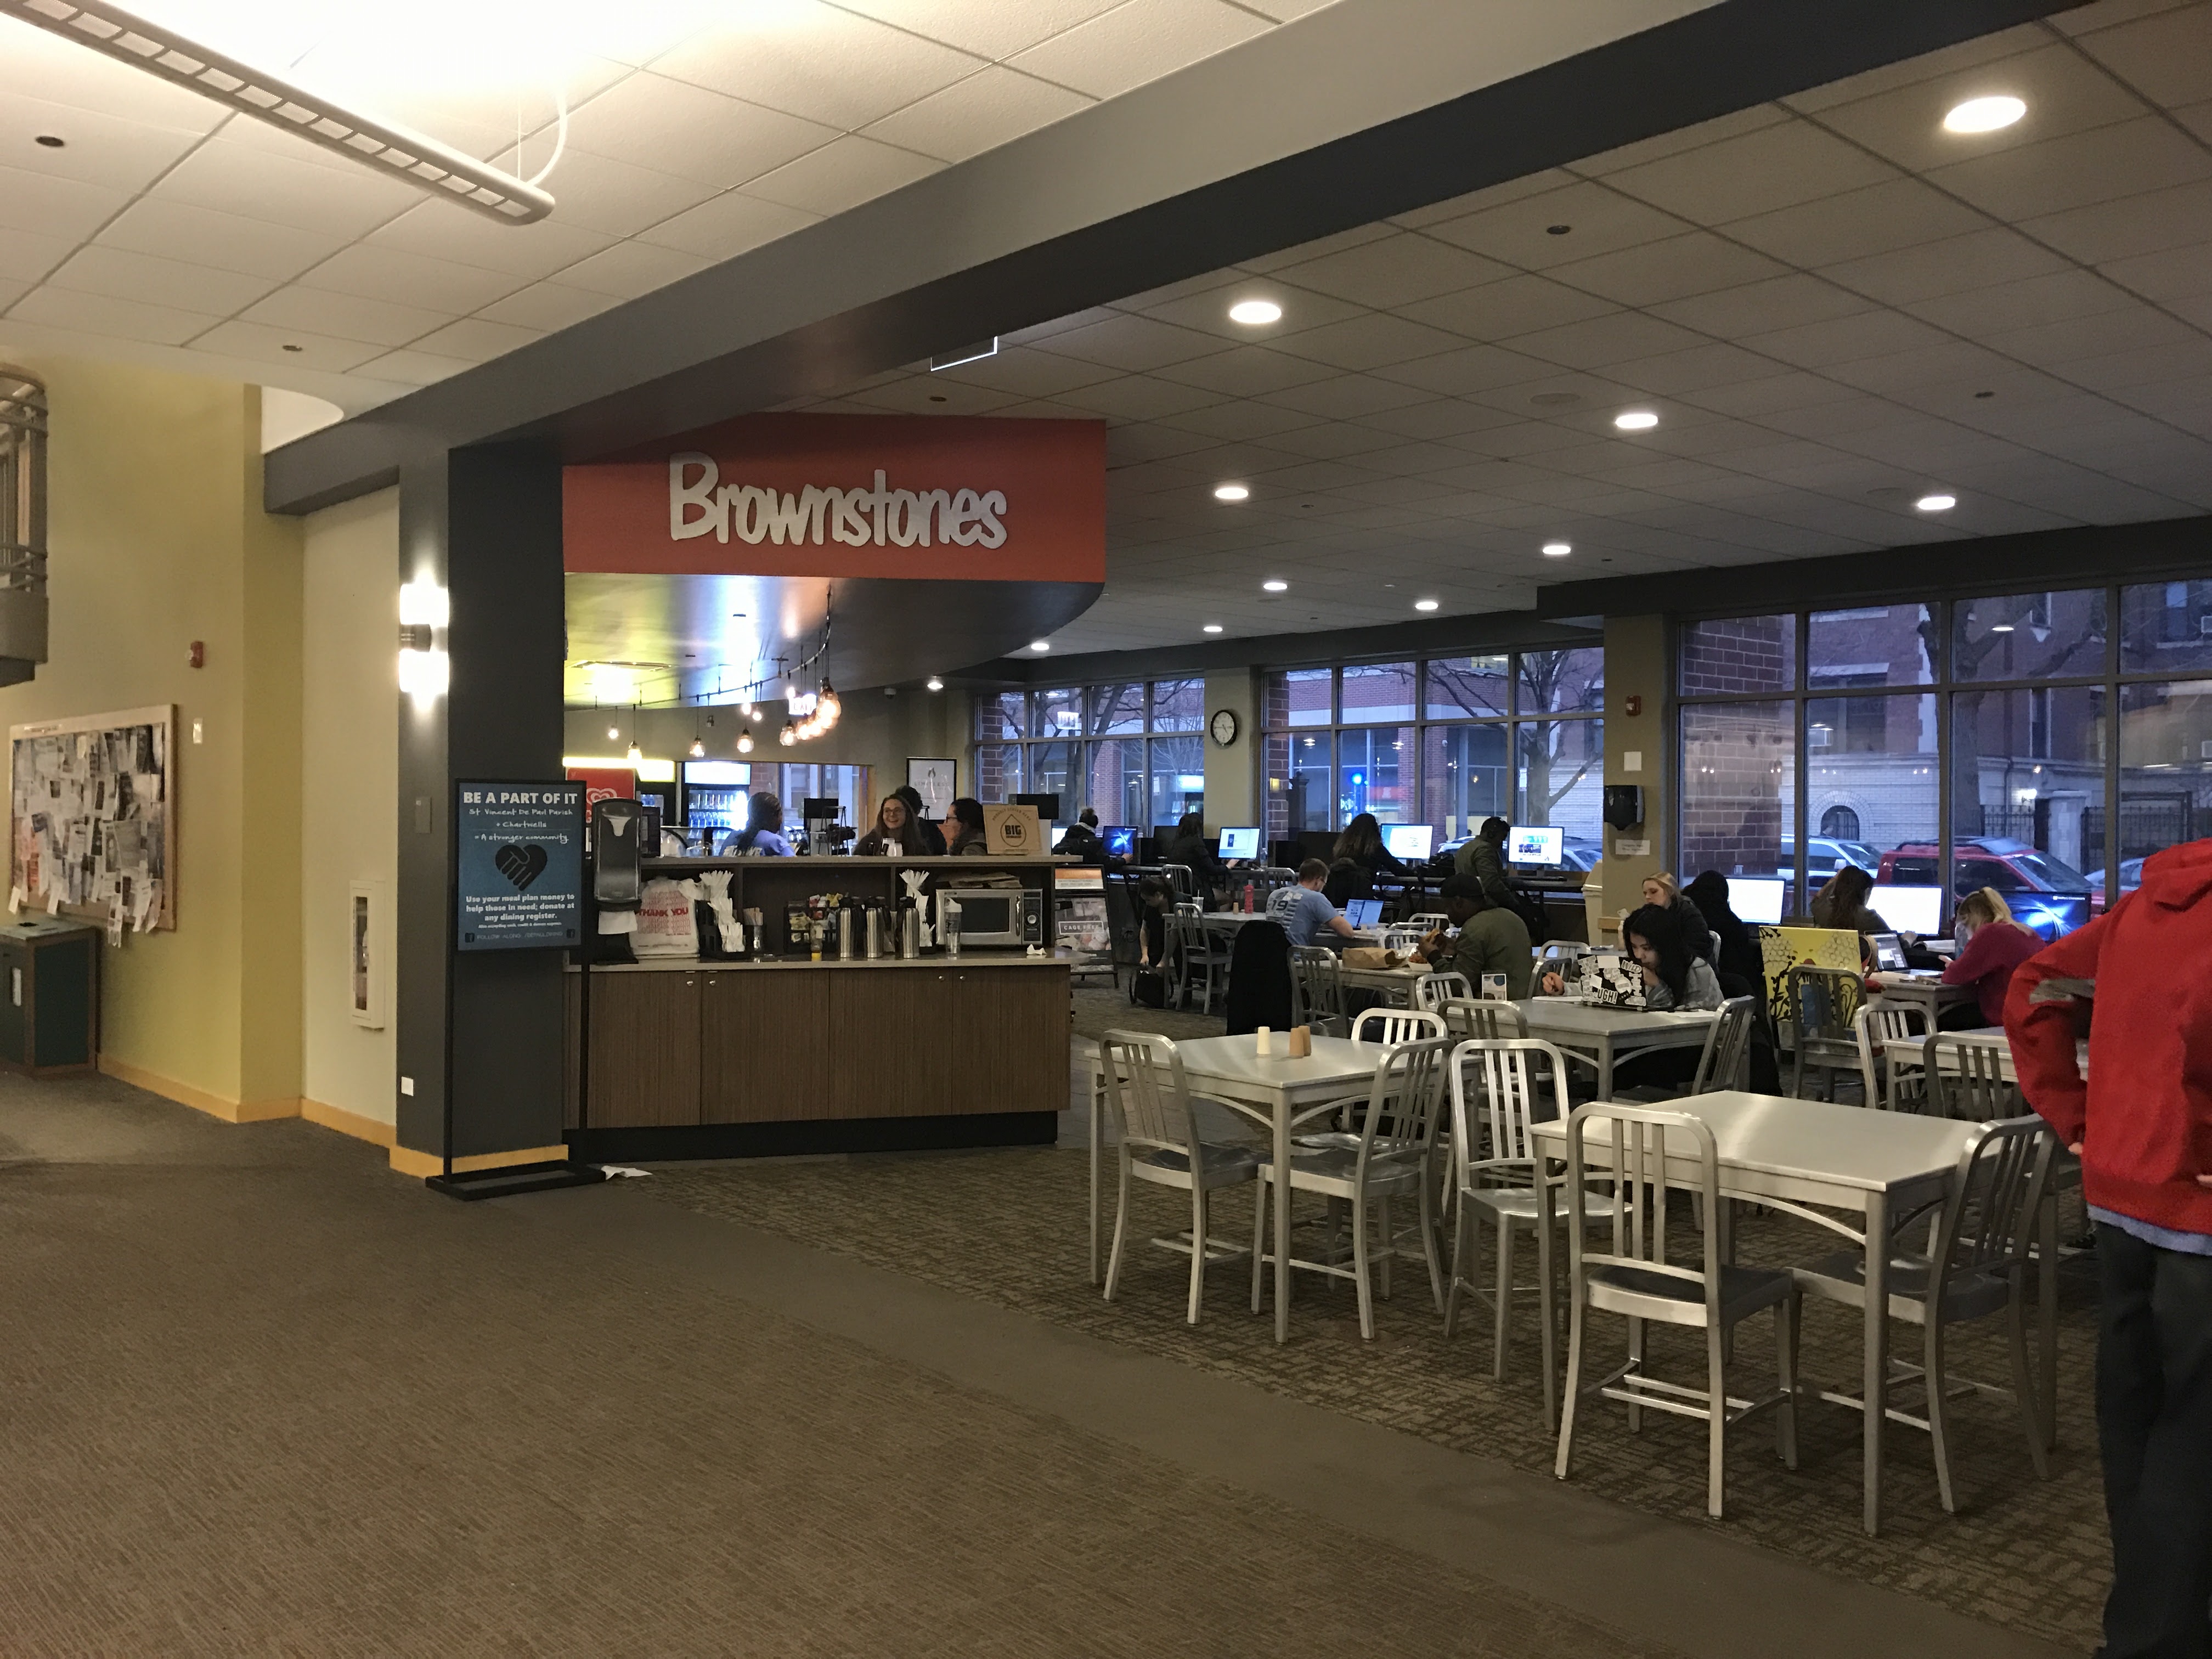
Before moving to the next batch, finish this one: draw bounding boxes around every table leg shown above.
[1598,1036,1613,1102]
[1537,1158,1559,1431]
[1088,1059,1102,1286]
[1274,1095,1293,1344]
[2038,1185,2059,1450]
[1862,1190,1889,1536]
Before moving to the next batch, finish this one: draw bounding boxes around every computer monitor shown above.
[1013,792,1060,821]
[1381,823,1434,861]
[1343,898,1383,929]
[1874,882,1945,936]
[1506,826,1563,865]
[1729,876,1786,926]
[1102,826,1136,859]
[1216,825,1261,860]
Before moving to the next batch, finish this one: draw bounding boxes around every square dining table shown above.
[1511,998,1719,1097]
[1527,1091,1990,1535]
[1088,1032,1383,1342]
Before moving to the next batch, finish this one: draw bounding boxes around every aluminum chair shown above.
[1412,970,1474,1011]
[1441,998,1530,1042]
[1855,1001,1930,1111]
[1792,1114,2055,1511]
[1788,965,1865,1101]
[1406,912,1450,934]
[1165,911,1231,1014]
[1251,1036,1453,1339]
[1289,945,1350,1037]
[1925,1032,2022,1121]
[1555,1102,1800,1520]
[1444,1037,1575,1383]
[1380,926,1427,954]
[1351,1007,1446,1046]
[1098,1031,1259,1325]
[1618,996,1757,1103]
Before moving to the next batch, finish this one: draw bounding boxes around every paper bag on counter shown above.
[1342,946,1391,969]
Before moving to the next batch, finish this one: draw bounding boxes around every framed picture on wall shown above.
[348,878,387,1029]
[906,758,957,819]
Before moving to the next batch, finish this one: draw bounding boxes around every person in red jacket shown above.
[2007,839,2212,1659]
[1940,887,2044,1029]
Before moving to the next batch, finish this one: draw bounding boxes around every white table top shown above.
[1529,1091,1981,1194]
[1870,972,1973,998]
[1512,998,1719,1036]
[1168,1032,1381,1093]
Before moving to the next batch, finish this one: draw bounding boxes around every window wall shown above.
[973,680,1209,826]
[1678,584,2206,938]
[1261,648,1603,862]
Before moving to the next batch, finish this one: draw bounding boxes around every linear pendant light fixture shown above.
[1,0,554,223]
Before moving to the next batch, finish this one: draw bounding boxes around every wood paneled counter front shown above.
[563,953,1071,1160]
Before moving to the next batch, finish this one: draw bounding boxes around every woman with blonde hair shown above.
[1938,885,2041,1029]
[1639,869,1720,965]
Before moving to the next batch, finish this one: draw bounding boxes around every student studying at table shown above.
[1266,859,1358,947]
[1939,886,2041,1028]
[1539,904,1723,1011]
[1420,874,1531,1000]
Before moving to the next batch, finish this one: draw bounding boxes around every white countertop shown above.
[567,951,1074,973]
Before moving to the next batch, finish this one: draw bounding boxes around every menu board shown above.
[455,781,584,952]
[9,704,174,933]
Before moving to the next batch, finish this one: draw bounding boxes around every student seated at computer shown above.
[1453,816,1516,911]
[1938,887,2041,1030]
[1159,812,1228,898]
[1052,806,1109,866]
[1267,859,1359,947]
[1539,905,1723,1011]
[1419,874,1530,998]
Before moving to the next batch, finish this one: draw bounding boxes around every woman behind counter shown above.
[853,793,933,856]
[716,790,794,856]
[943,797,991,856]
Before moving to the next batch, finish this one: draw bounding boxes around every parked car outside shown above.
[1876,837,2094,939]
[1781,836,1882,882]
[1429,834,1601,876]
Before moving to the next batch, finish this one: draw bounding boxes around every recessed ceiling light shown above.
[1546,224,1571,236]
[1944,95,2026,134]
[1613,410,1658,431]
[33,135,63,149]
[1262,579,1288,592]
[1029,640,1050,652]
[1990,624,2016,634]
[928,394,947,403]
[1542,541,1572,557]
[1228,299,1282,326]
[926,675,944,691]
[282,343,303,353]
[1414,598,1440,612]
[1214,483,1250,501]
[1916,493,1957,512]
[1202,623,1223,633]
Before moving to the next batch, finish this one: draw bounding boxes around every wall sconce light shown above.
[397,579,449,709]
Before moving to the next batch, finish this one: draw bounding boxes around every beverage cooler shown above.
[681,760,753,842]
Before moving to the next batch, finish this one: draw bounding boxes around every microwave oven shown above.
[941,887,1043,949]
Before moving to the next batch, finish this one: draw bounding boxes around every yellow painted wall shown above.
[0,356,302,1115]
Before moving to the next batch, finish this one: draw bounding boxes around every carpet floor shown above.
[0,1071,1695,1658]
[639,1144,2109,1653]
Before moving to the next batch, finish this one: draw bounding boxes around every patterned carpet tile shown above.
[641,1146,2109,1653]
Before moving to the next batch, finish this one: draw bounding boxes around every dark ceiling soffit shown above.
[264,0,2074,516]
[950,608,1600,687]
[1531,514,2212,620]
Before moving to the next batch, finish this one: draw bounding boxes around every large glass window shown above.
[1680,702,1796,896]
[1086,682,1144,736]
[1336,727,1412,824]
[1806,692,1937,902]
[1810,605,1933,687]
[1286,731,1333,832]
[2120,581,2212,675]
[1025,741,1080,810]
[1521,718,1604,851]
[1148,735,1205,827]
[974,744,1019,803]
[1425,656,1509,720]
[976,692,1024,742]
[1423,724,1511,841]
[1087,737,1146,825]
[1276,668,1333,727]
[1149,678,1204,732]
[1681,614,1795,697]
[2115,679,2212,905]
[977,682,1216,820]
[1520,647,1604,716]
[1340,662,1415,724]
[1954,589,2108,684]
[1031,688,1084,739]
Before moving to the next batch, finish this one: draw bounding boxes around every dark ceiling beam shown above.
[266,0,2077,516]
[1531,514,2212,620]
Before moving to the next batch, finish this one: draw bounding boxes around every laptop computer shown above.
[1342,898,1383,929]
[1869,933,1907,973]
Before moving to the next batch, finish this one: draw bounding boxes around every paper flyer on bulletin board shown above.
[9,704,175,934]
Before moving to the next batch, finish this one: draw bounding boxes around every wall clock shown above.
[1209,708,1239,747]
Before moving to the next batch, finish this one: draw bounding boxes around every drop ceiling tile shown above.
[1106,424,1226,464]
[1354,398,1521,442]
[563,73,840,189]
[1609,341,1795,396]
[1147,344,1334,397]
[240,285,453,348]
[829,0,1131,59]
[1781,25,2047,114]
[2066,336,2212,391]
[1602,117,1898,224]
[1045,373,1225,421]
[1277,311,1475,370]
[1810,41,2143,176]
[1239,221,1397,275]
[1824,339,2022,398]
[496,147,721,240]
[149,139,420,240]
[183,318,380,373]
[933,347,1124,398]
[1816,227,2074,307]
[46,244,274,316]
[302,245,520,314]
[1271,231,1513,309]
[1727,176,1988,268]
[1131,278,1367,344]
[844,375,1026,415]
[1368,343,1560,397]
[352,348,475,388]
[409,318,546,363]
[2096,240,2212,302]
[1250,420,1406,460]
[0,224,70,284]
[366,200,618,281]
[1259,373,1434,419]
[1007,0,1271,100]
[555,240,714,300]
[1502,310,1712,371]
[2024,178,2212,264]
[1904,267,2143,337]
[0,90,206,194]
[634,191,821,260]
[653,4,985,130]
[1420,180,1691,270]
[743,134,940,213]
[860,66,1092,164]
[1739,307,1952,369]
[1931,118,2212,223]
[1400,274,1618,342]
[0,161,126,241]
[2072,4,2212,110]
[1389,170,1581,231]
[1647,272,1871,337]
[5,283,210,346]
[1573,103,1794,177]
[1034,311,1227,373]
[0,24,227,134]
[1547,232,1791,308]
[1156,399,1328,441]
[476,283,622,332]
[1985,304,2203,367]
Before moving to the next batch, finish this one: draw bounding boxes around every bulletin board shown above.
[9,704,176,933]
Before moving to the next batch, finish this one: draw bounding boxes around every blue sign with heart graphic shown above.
[455,781,584,951]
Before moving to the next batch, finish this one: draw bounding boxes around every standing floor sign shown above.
[455,782,584,951]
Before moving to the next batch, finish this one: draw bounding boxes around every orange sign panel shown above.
[562,413,1105,582]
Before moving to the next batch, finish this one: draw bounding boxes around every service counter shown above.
[562,950,1071,1162]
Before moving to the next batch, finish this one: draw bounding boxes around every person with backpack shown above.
[716,791,793,856]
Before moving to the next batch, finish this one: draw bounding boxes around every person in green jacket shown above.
[1452,816,1516,912]
[1421,873,1532,1000]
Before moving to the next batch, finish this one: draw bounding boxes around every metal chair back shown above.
[1788,964,1861,1042]
[1926,1033,2023,1120]
[1562,1102,1724,1316]
[1352,1007,1446,1045]
[1854,1000,1928,1108]
[1289,945,1347,1033]
[1928,1115,2055,1289]
[1450,1037,1572,1186]
[1346,1036,1454,1183]
[1380,925,1427,955]
[1441,998,1530,1042]
[1096,1030,1199,1160]
[1160,862,1197,901]
[1406,912,1450,934]
[1413,970,1474,1011]
[1688,997,1757,1094]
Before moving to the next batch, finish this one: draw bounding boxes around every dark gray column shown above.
[394,443,568,1163]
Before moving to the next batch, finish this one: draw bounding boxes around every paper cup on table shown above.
[1256,1025,1272,1057]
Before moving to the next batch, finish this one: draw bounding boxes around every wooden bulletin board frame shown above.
[9,704,177,932]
